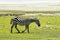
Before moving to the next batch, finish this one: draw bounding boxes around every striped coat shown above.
[10,16,40,33]
[11,17,35,25]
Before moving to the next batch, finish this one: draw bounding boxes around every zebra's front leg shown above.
[15,24,20,33]
[22,25,29,33]
[11,24,14,33]
[22,27,27,33]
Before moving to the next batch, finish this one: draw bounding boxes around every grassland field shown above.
[0,10,60,40]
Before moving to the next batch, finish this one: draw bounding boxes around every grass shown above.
[0,14,60,40]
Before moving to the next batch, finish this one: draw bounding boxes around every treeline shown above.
[0,10,60,13]
[0,14,24,16]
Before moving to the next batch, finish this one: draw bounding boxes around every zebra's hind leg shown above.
[11,24,14,33]
[27,26,29,33]
[15,24,20,33]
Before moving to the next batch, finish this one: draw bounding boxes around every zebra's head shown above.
[34,18,40,27]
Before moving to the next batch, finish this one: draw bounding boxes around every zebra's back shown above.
[11,17,31,25]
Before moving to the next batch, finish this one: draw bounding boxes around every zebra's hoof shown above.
[21,31,24,33]
[18,32,20,33]
[11,32,12,33]
[28,32,30,33]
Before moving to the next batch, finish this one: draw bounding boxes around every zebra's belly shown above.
[18,23,25,26]
[17,21,26,26]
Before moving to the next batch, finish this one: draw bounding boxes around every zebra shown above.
[10,17,40,33]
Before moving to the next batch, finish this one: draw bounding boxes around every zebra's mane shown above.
[15,16,38,21]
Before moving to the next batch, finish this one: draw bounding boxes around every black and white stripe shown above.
[10,17,40,33]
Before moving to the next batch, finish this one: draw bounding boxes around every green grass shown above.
[0,15,60,40]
